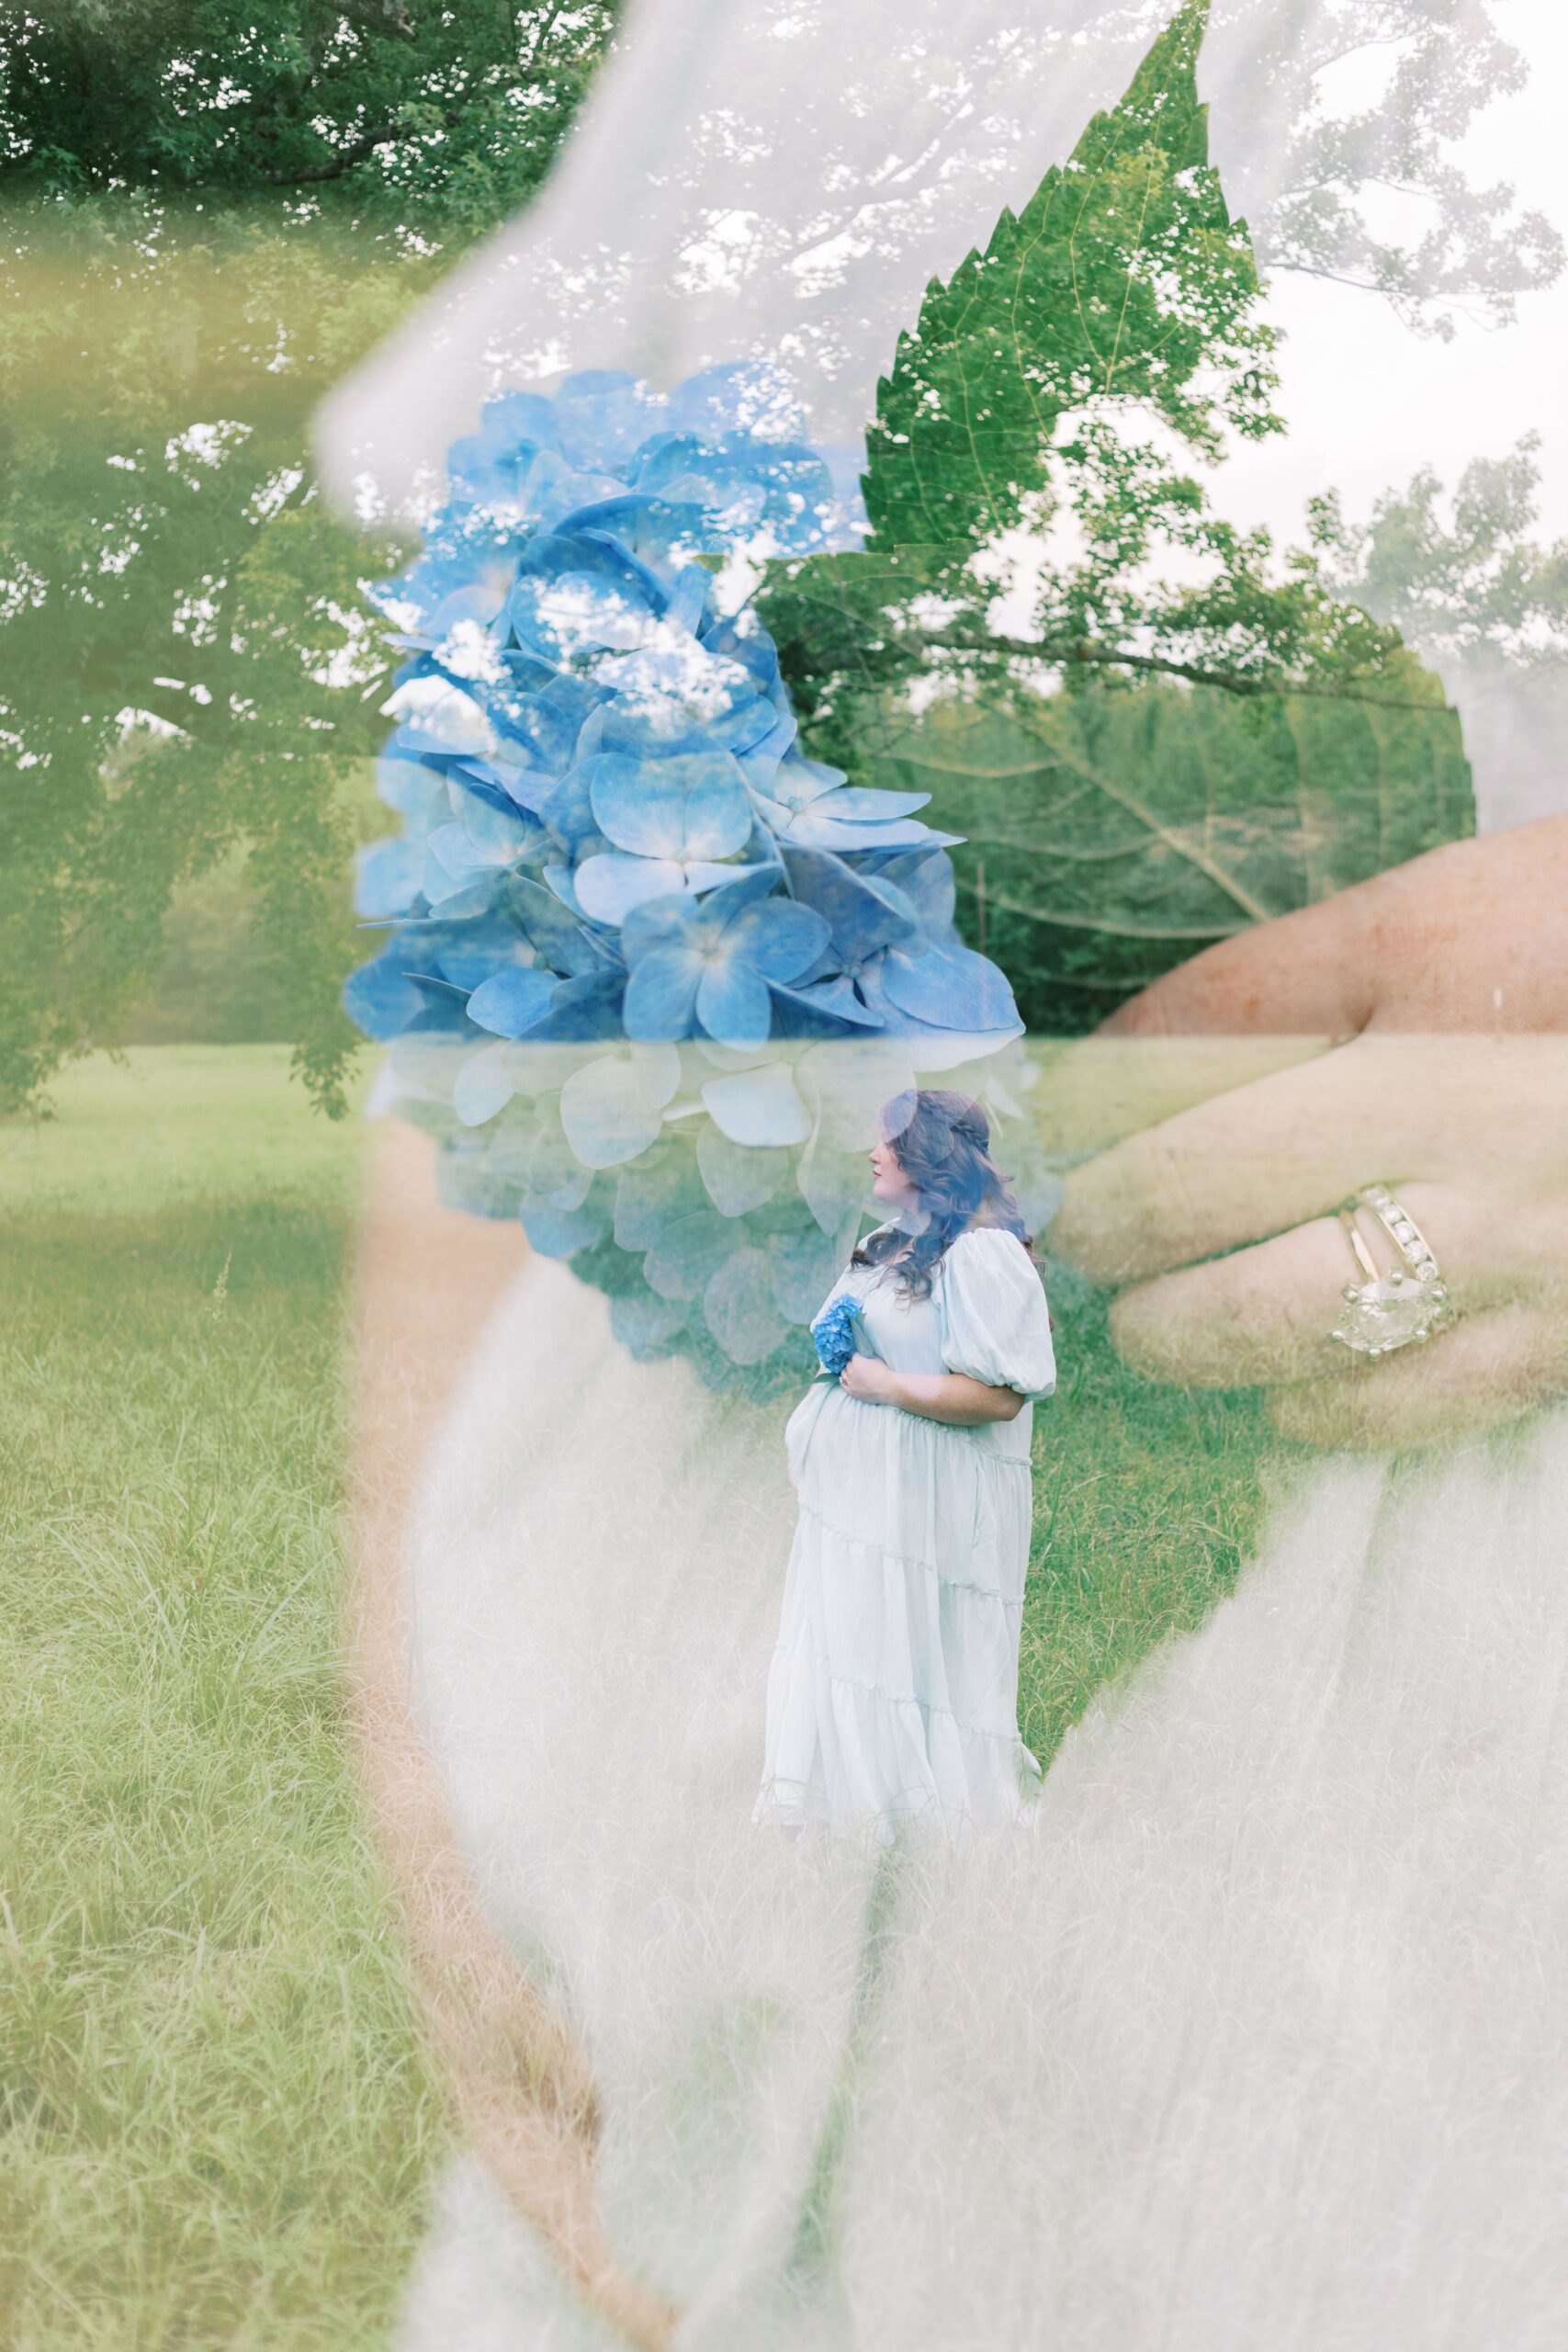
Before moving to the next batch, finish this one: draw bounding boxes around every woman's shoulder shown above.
[942,1224,1043,1288]
[946,1221,1035,1261]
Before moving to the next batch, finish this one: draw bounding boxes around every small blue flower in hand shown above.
[811,1294,864,1377]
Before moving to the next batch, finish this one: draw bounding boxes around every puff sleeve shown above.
[937,1228,1056,1401]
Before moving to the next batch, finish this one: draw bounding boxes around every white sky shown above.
[1216,0,1568,548]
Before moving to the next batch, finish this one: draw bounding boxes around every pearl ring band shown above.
[1329,1184,1456,1359]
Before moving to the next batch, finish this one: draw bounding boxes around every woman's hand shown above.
[1043,816,1568,1449]
[840,1352,1025,1425]
[839,1352,898,1404]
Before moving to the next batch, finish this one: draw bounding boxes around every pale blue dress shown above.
[753,1225,1056,1838]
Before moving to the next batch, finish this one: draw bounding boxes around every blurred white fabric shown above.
[321,0,1568,2335]
[315,0,1175,515]
[397,1255,1568,2348]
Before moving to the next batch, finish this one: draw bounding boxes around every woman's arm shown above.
[838,1352,1025,1424]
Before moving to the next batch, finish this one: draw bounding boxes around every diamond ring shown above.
[1329,1185,1456,1359]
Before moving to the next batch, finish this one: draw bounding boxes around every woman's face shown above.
[869,1134,918,1208]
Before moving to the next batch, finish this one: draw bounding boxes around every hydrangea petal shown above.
[643,1208,737,1299]
[700,1063,812,1147]
[511,971,625,1042]
[770,1227,845,1323]
[704,1249,790,1365]
[610,1293,689,1357]
[559,1043,682,1169]
[452,1043,518,1127]
[797,1138,875,1236]
[614,1144,710,1250]
[624,946,703,1040]
[879,942,1021,1032]
[771,804,954,853]
[722,896,830,981]
[766,978,887,1035]
[696,1127,789,1217]
[355,838,425,919]
[552,370,668,469]
[589,752,750,862]
[385,673,500,762]
[574,853,689,925]
[521,1198,608,1257]
[779,844,919,961]
[343,952,426,1042]
[465,966,561,1038]
[814,786,931,820]
[694,958,772,1050]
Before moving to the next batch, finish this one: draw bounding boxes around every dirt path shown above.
[344,1117,678,2349]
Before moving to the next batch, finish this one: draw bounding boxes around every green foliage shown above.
[1021,1280,1273,1770]
[1312,435,1568,675]
[757,0,1475,1030]
[872,670,1474,1033]
[0,0,612,233]
[0,0,609,1114]
[0,208,418,1110]
[118,842,309,1046]
[760,1,1401,716]
[863,0,1276,555]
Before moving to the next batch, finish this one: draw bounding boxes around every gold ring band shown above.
[1330,1185,1456,1359]
[1335,1205,1381,1286]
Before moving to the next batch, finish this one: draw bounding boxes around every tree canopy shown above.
[0,1,612,233]
[756,6,1473,1027]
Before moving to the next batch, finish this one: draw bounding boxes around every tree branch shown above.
[339,0,419,38]
[930,630,1450,711]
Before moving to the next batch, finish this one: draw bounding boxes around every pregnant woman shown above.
[753,1089,1057,1841]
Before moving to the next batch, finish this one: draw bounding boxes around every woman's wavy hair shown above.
[852,1089,1033,1300]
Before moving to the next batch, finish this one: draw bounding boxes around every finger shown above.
[1100,822,1568,1041]
[1106,1184,1489,1389]
[1096,872,1379,1039]
[1266,1303,1568,1451]
[1053,1035,1568,1283]
[1055,1036,1413,1282]
[1029,1032,1335,1157]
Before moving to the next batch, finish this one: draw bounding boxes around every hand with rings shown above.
[1042,814,1568,1449]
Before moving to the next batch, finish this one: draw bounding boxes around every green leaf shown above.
[861,0,1266,553]
[873,679,1475,1032]
[755,0,1476,1032]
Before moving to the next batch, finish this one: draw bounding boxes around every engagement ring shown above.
[1329,1184,1456,1359]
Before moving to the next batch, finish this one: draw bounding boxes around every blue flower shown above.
[341,361,1039,1391]
[574,750,761,922]
[775,843,1020,1036]
[621,875,829,1050]
[811,1293,869,1376]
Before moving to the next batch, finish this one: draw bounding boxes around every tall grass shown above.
[0,1044,1277,2344]
[0,1047,446,2349]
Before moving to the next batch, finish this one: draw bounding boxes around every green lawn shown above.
[0,1044,1273,2346]
[0,1047,446,2350]
[1022,1285,1272,1767]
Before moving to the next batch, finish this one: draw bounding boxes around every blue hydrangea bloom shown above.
[344,363,1044,1392]
[811,1293,871,1377]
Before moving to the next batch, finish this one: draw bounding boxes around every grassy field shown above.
[0,1047,447,2350]
[0,1044,1274,2346]
[1021,1289,1272,1768]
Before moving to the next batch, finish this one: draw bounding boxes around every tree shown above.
[755,2,1474,1031]
[1312,438,1568,835]
[1219,0,1562,336]
[0,1,615,1113]
[0,1,611,234]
